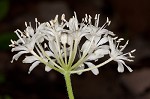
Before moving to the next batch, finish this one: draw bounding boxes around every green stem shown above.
[64,71,74,99]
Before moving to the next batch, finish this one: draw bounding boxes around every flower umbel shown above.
[9,12,135,99]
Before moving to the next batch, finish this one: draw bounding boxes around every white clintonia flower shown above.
[10,12,135,75]
[108,36,136,72]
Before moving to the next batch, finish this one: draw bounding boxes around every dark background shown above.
[0,0,150,99]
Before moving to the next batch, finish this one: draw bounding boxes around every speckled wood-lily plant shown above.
[9,12,135,99]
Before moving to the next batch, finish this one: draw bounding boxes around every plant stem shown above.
[64,71,74,99]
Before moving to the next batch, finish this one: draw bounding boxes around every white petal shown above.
[96,29,108,36]
[45,35,54,41]
[118,60,133,72]
[36,34,45,44]
[85,62,99,75]
[108,31,115,36]
[95,48,109,55]
[45,51,54,57]
[81,25,91,33]
[37,23,46,31]
[98,45,109,49]
[117,62,124,72]
[74,12,78,30]
[97,37,108,46]
[68,18,74,31]
[28,61,40,74]
[48,41,57,53]
[81,40,91,54]
[45,66,52,72]
[87,52,103,61]
[38,37,44,43]
[67,34,73,45]
[87,54,98,60]
[11,46,27,52]
[87,48,108,61]
[116,55,131,61]
[125,65,133,72]
[61,33,67,44]
[85,34,92,40]
[23,56,38,63]
[108,36,116,53]
[94,36,101,44]
[11,51,28,63]
[40,30,54,36]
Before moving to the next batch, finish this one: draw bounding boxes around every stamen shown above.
[74,12,77,18]
[118,38,124,41]
[94,14,97,26]
[100,17,111,30]
[94,14,97,20]
[88,15,92,24]
[29,22,31,27]
[96,14,100,27]
[14,30,25,44]
[82,18,84,22]
[24,31,30,37]
[129,53,135,58]
[61,14,67,22]
[9,40,15,47]
[85,14,88,23]
[35,18,38,22]
[107,17,111,26]
[9,44,14,47]
[131,49,136,53]
[16,29,24,37]
[10,39,14,44]
[116,40,121,43]
[116,41,120,49]
[50,20,54,27]
[44,43,48,48]
[120,40,129,51]
[61,14,65,20]
[25,22,28,27]
[54,15,58,23]
[35,18,38,29]
[113,37,118,40]
[38,22,40,26]
[116,38,124,48]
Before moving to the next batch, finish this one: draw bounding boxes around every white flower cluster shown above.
[9,12,135,75]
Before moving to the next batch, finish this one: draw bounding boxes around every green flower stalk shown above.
[9,12,135,99]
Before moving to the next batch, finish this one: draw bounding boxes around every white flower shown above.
[10,30,35,63]
[10,12,135,75]
[108,36,135,72]
[23,55,52,74]
[10,22,45,63]
[75,17,113,75]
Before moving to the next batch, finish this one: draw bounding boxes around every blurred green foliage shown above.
[0,95,12,99]
[0,0,9,21]
[0,72,6,84]
[0,72,11,99]
[0,33,17,50]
